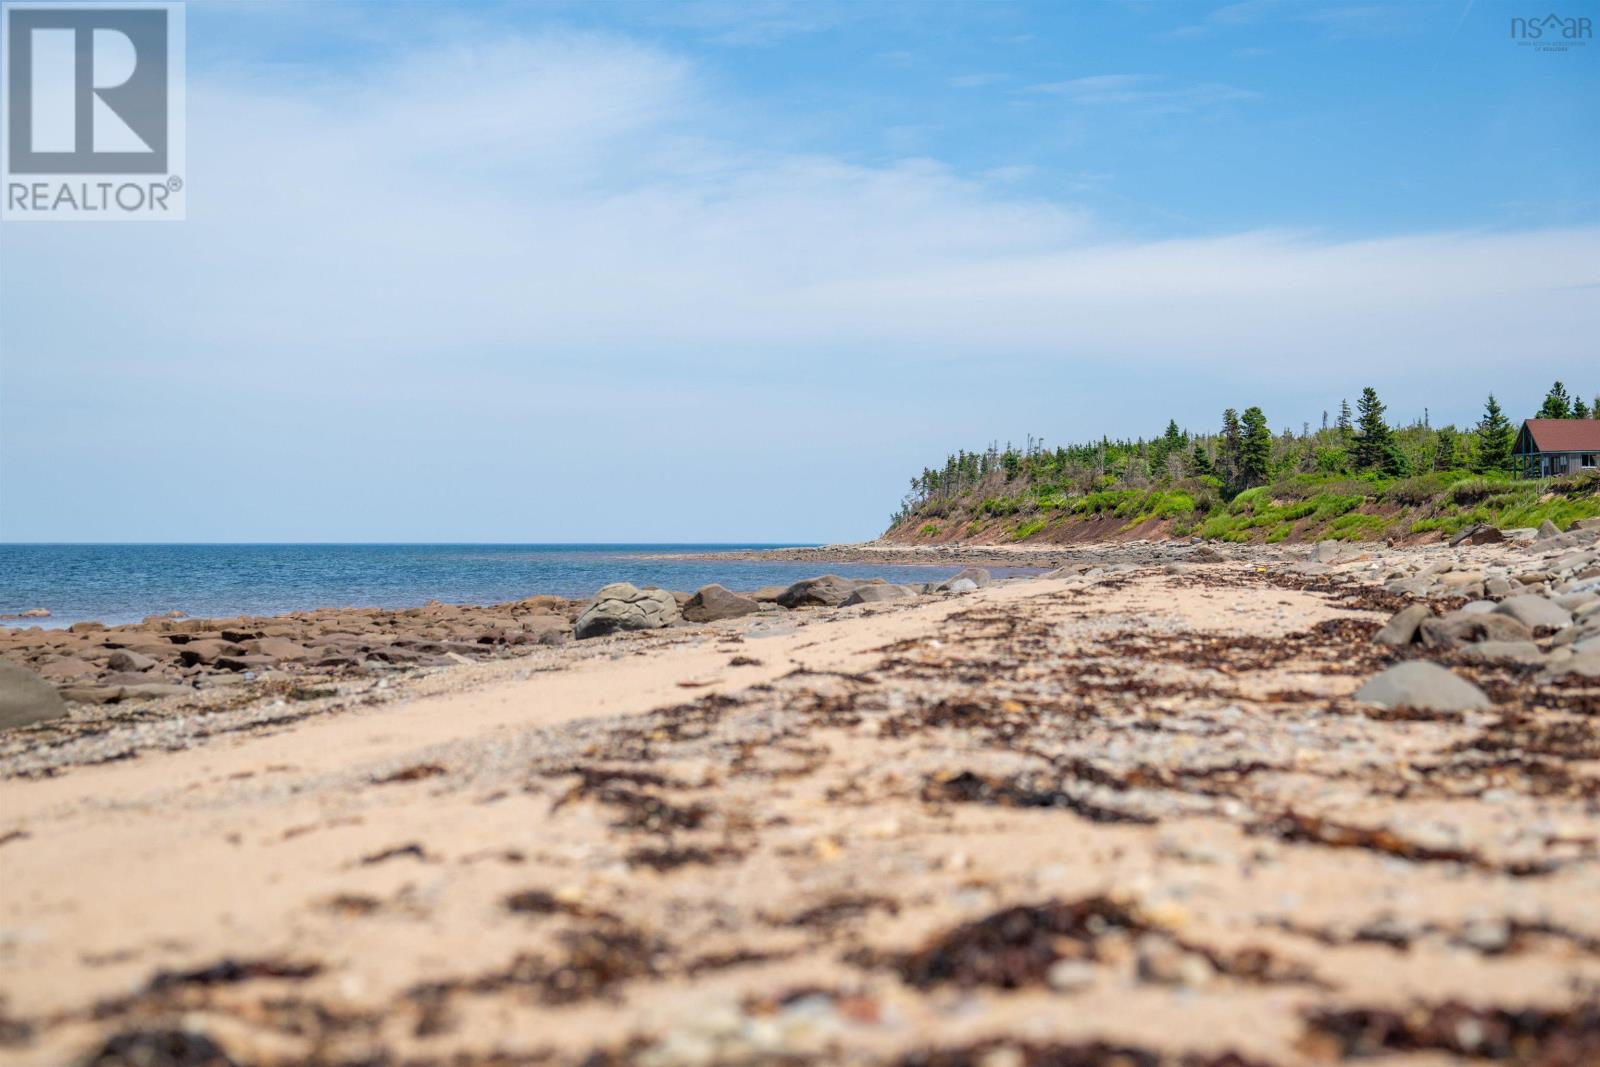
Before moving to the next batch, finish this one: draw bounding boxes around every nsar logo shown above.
[1509,11,1593,51]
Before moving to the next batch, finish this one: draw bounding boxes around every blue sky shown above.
[1,0,1596,542]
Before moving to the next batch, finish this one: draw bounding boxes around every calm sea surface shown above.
[0,544,1031,628]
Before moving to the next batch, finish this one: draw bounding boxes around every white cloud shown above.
[6,31,1593,378]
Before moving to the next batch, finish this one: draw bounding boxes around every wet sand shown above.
[1,552,1597,1066]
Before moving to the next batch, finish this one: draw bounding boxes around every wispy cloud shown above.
[1028,74,1258,114]
[1305,3,1424,38]
[644,0,856,46]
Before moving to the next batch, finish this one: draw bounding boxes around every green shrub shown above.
[1013,518,1048,541]
[1326,512,1391,540]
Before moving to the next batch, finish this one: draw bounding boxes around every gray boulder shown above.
[681,584,761,623]
[573,583,681,639]
[1373,604,1431,647]
[1458,641,1546,667]
[1353,661,1490,713]
[1449,524,1504,547]
[936,567,992,591]
[1493,595,1572,632]
[0,659,69,730]
[843,584,917,606]
[106,649,156,672]
[1544,650,1600,679]
[1537,519,1562,540]
[775,575,858,608]
[942,578,979,594]
[1419,611,1532,650]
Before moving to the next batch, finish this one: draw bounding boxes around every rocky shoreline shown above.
[4,525,1599,730]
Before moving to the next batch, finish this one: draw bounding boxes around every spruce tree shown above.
[1189,441,1214,477]
[1161,419,1185,451]
[1335,399,1352,437]
[1351,387,1392,471]
[1538,381,1572,419]
[1574,396,1592,419]
[1238,407,1272,488]
[1474,394,1513,475]
[1433,427,1458,472]
[1218,409,1244,490]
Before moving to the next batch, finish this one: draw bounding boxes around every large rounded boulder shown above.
[573,583,681,640]
[1,659,69,730]
[682,584,761,623]
[775,575,859,609]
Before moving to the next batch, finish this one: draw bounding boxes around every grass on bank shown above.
[906,470,1600,545]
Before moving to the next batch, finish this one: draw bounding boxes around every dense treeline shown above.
[893,381,1598,530]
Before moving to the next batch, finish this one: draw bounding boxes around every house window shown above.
[1583,454,1597,469]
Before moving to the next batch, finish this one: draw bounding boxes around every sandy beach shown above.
[2,537,1598,1067]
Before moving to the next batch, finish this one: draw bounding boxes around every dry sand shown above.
[2,561,1597,1066]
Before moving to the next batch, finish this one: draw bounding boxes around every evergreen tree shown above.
[1433,427,1458,472]
[1189,440,1214,477]
[1335,399,1353,437]
[1238,406,1272,488]
[1351,387,1392,471]
[1574,396,1592,419]
[1149,418,1186,478]
[1218,409,1242,491]
[1538,381,1573,419]
[1473,394,1513,475]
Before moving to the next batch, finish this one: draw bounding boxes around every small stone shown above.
[1373,604,1430,647]
[107,649,157,672]
[936,567,993,591]
[1136,934,1213,988]
[1046,959,1097,991]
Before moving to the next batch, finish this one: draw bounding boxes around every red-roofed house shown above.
[1512,419,1600,479]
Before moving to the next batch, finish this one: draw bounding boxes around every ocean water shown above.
[0,544,1034,629]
